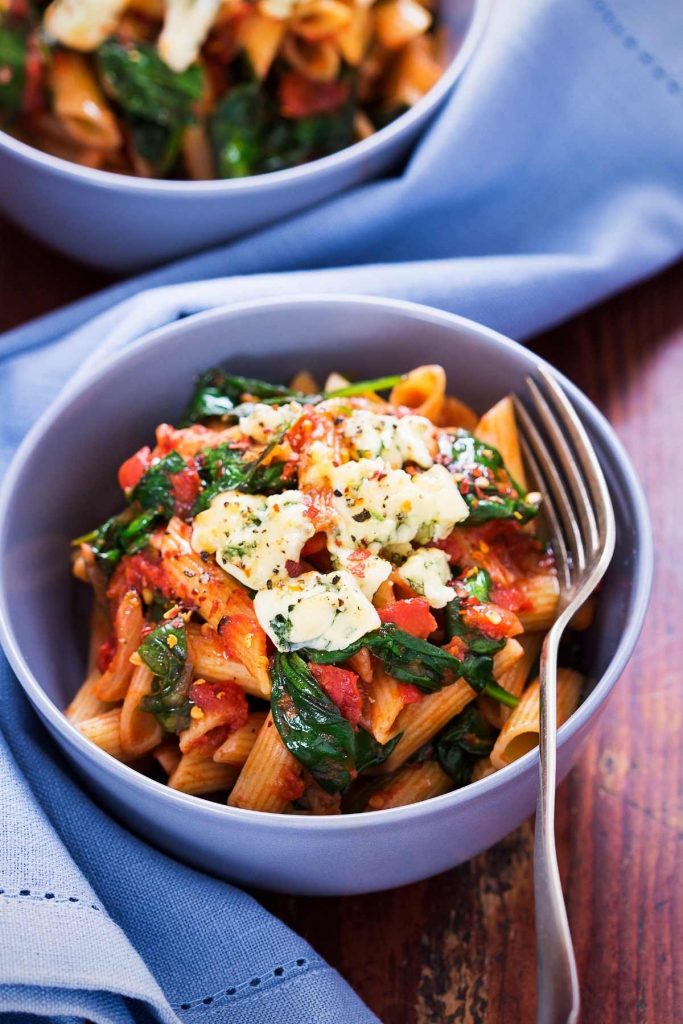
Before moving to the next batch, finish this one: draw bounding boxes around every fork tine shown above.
[513,396,586,574]
[536,367,616,553]
[519,436,571,591]
[526,376,600,558]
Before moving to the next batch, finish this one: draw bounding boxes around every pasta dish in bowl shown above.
[70,364,587,815]
[2,0,448,179]
[0,295,650,893]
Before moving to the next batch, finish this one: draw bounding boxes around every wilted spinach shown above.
[139,617,192,732]
[436,706,495,787]
[210,81,354,179]
[193,441,291,512]
[443,430,540,524]
[73,508,160,575]
[307,621,517,708]
[0,23,25,121]
[132,450,186,516]
[271,652,399,794]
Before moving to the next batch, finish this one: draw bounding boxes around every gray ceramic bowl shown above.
[0,0,488,273]
[0,296,652,895]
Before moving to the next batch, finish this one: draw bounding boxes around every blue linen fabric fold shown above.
[1,0,682,1020]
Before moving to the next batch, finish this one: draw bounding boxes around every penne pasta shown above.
[236,10,286,79]
[228,713,304,812]
[475,396,527,490]
[92,591,143,702]
[390,364,446,423]
[120,665,164,758]
[490,669,584,769]
[213,712,268,766]
[168,749,238,795]
[478,633,541,729]
[367,761,451,810]
[50,51,122,151]
[377,679,476,774]
[78,708,129,762]
[367,663,408,744]
[517,574,561,632]
[186,623,270,699]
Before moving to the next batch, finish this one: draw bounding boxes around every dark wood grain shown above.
[1,219,680,1024]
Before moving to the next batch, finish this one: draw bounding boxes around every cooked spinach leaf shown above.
[0,23,26,121]
[129,116,185,175]
[443,567,514,700]
[444,430,540,525]
[271,652,399,794]
[436,706,495,787]
[139,617,192,733]
[182,366,405,424]
[132,450,186,516]
[210,81,354,179]
[193,440,291,512]
[97,38,203,126]
[181,368,300,425]
[307,622,517,708]
[73,508,161,575]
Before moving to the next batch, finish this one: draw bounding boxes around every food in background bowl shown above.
[69,362,588,815]
[0,0,446,179]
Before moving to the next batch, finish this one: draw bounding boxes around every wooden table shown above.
[1,218,680,1024]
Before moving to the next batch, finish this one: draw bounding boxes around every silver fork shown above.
[513,366,616,1024]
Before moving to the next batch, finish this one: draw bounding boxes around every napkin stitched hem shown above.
[173,956,326,1013]
[587,0,683,105]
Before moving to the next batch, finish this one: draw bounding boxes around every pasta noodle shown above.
[65,363,592,815]
[367,761,451,810]
[228,713,304,812]
[169,750,238,795]
[490,669,584,769]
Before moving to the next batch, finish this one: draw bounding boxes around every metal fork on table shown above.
[513,367,616,1024]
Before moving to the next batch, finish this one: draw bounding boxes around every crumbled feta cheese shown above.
[333,549,392,601]
[238,402,303,444]
[191,490,314,589]
[328,459,468,553]
[159,0,222,72]
[44,0,128,50]
[254,569,380,652]
[397,548,456,608]
[341,410,436,468]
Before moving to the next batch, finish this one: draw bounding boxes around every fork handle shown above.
[535,636,580,1024]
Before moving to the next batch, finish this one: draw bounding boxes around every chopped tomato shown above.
[117,446,152,491]
[96,635,116,674]
[22,32,45,115]
[490,584,533,614]
[461,601,522,640]
[189,679,249,731]
[285,559,306,578]
[301,532,327,557]
[310,663,362,726]
[106,552,170,609]
[278,767,306,802]
[398,683,423,706]
[379,598,437,639]
[169,462,201,518]
[279,72,350,119]
[436,521,553,585]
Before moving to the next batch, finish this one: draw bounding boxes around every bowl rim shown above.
[0,293,653,832]
[0,0,490,196]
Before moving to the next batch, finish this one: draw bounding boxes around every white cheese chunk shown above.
[333,549,392,601]
[159,0,222,72]
[254,569,380,652]
[238,402,303,444]
[44,0,128,50]
[328,459,468,553]
[342,410,436,468]
[191,489,314,589]
[397,548,456,608]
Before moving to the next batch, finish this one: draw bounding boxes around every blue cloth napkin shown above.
[1,0,682,1020]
